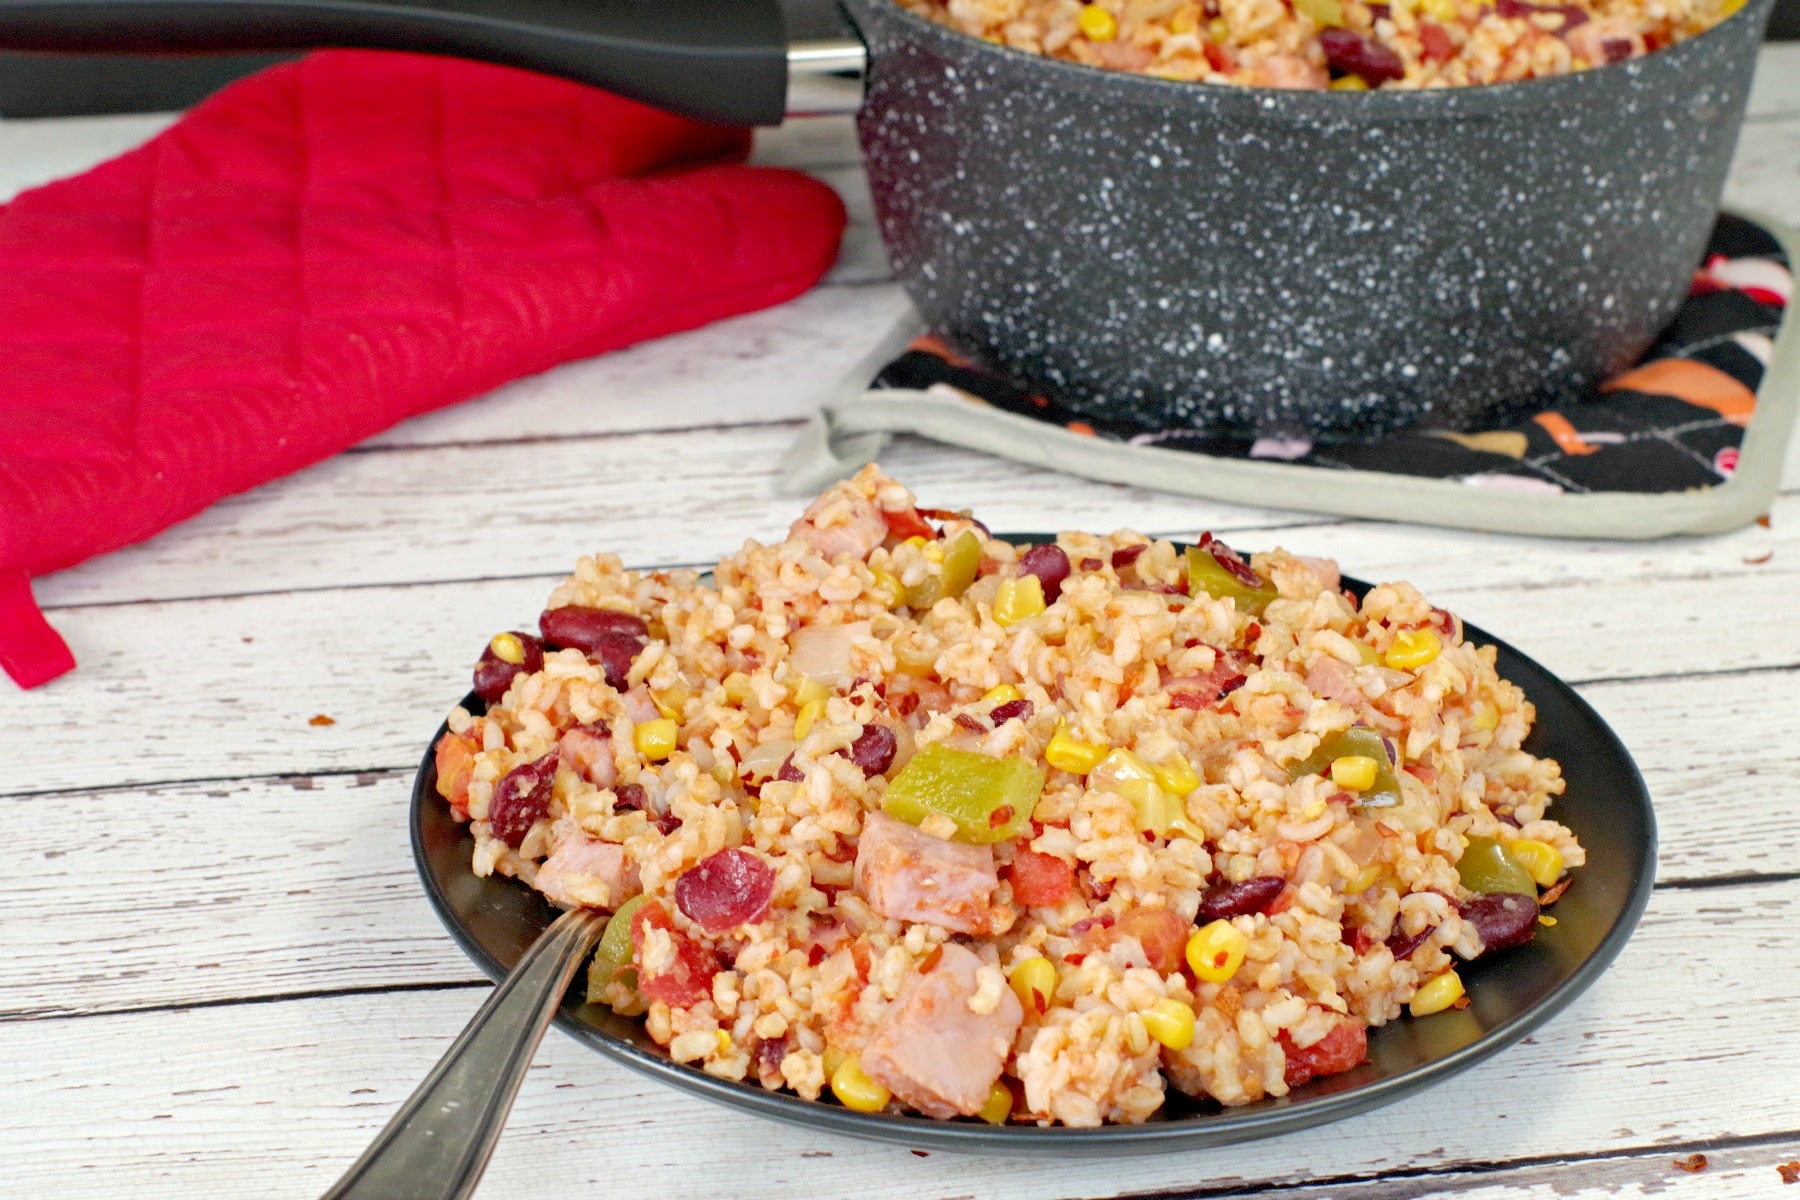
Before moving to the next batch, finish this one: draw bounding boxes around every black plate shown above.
[410,565,1655,1154]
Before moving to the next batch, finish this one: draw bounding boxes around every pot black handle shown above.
[0,0,790,125]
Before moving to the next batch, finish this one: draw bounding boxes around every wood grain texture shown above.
[5,657,1792,1017]
[2,48,1797,1200]
[3,878,1798,1199]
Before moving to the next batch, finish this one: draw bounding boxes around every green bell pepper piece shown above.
[1185,545,1279,615]
[881,742,1045,844]
[586,893,648,1004]
[905,530,983,610]
[1286,726,1402,808]
[1456,835,1538,896]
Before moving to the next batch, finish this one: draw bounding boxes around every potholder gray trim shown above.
[782,212,1797,540]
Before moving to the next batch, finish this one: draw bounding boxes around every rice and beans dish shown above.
[897,0,1745,90]
[433,467,1581,1126]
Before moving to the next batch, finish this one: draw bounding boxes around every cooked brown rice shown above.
[433,466,1581,1125]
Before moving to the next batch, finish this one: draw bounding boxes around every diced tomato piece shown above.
[433,730,479,818]
[1419,21,1454,62]
[1113,908,1188,973]
[1009,848,1077,907]
[883,506,936,542]
[630,901,715,1008]
[1279,1019,1368,1089]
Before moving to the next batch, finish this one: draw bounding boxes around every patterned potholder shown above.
[0,50,848,690]
[785,214,1794,540]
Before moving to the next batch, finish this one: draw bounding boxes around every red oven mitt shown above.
[0,50,846,688]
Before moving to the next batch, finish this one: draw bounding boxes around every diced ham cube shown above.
[788,478,889,562]
[1305,656,1366,706]
[534,831,640,910]
[557,723,616,789]
[854,811,1004,935]
[862,943,1023,1118]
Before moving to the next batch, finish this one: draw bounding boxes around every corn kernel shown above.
[1347,863,1384,893]
[722,672,754,704]
[1208,15,1231,39]
[1141,998,1197,1051]
[1410,969,1464,1016]
[1096,748,1154,784]
[1186,919,1249,983]
[794,698,827,741]
[1355,642,1380,666]
[1538,914,1558,927]
[1152,758,1200,797]
[652,684,689,720]
[830,1055,891,1113]
[794,676,832,709]
[995,575,1047,626]
[1046,723,1108,774]
[1169,3,1200,32]
[1473,701,1500,731]
[1078,3,1119,40]
[901,535,929,550]
[1506,838,1564,888]
[488,632,526,665]
[1330,75,1369,90]
[1420,0,1456,19]
[923,540,946,563]
[1009,956,1057,1014]
[1384,628,1443,670]
[1120,777,1169,834]
[634,718,679,761]
[870,568,906,608]
[716,1030,732,1054]
[979,1081,1013,1125]
[983,683,1023,705]
[822,1046,847,1078]
[1330,754,1380,791]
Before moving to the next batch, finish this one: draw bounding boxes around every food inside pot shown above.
[898,0,1748,88]
[434,466,1582,1126]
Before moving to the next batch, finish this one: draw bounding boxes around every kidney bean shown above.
[842,724,898,776]
[614,781,679,835]
[776,755,804,783]
[1318,28,1406,84]
[487,752,558,848]
[1110,544,1148,570]
[990,698,1034,725]
[473,632,544,705]
[1018,544,1072,602]
[539,607,649,688]
[1384,924,1435,960]
[675,848,776,933]
[1195,875,1287,922]
[1459,892,1539,953]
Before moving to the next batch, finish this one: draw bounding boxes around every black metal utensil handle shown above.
[0,0,793,124]
[319,905,608,1200]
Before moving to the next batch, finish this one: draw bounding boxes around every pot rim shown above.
[840,0,1771,121]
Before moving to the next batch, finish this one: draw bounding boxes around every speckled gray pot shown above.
[843,0,1773,438]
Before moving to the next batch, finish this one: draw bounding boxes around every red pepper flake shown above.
[1756,514,1772,529]
[1080,557,1103,571]
[1672,1154,1708,1174]
[1539,876,1573,906]
[955,712,988,734]
[989,804,1015,829]
[1451,995,1471,1009]
[911,1150,931,1158]
[1243,622,1262,643]
[1062,952,1086,965]
[308,714,336,726]
[1744,552,1773,565]
[1778,1161,1800,1184]
[919,944,944,974]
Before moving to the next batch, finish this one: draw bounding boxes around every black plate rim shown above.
[409,560,1656,1154]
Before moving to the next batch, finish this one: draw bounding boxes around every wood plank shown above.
[2,877,1796,1198]
[7,505,1795,796]
[25,411,1797,613]
[3,665,1793,1016]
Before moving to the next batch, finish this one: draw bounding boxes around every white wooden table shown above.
[4,45,1799,1200]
